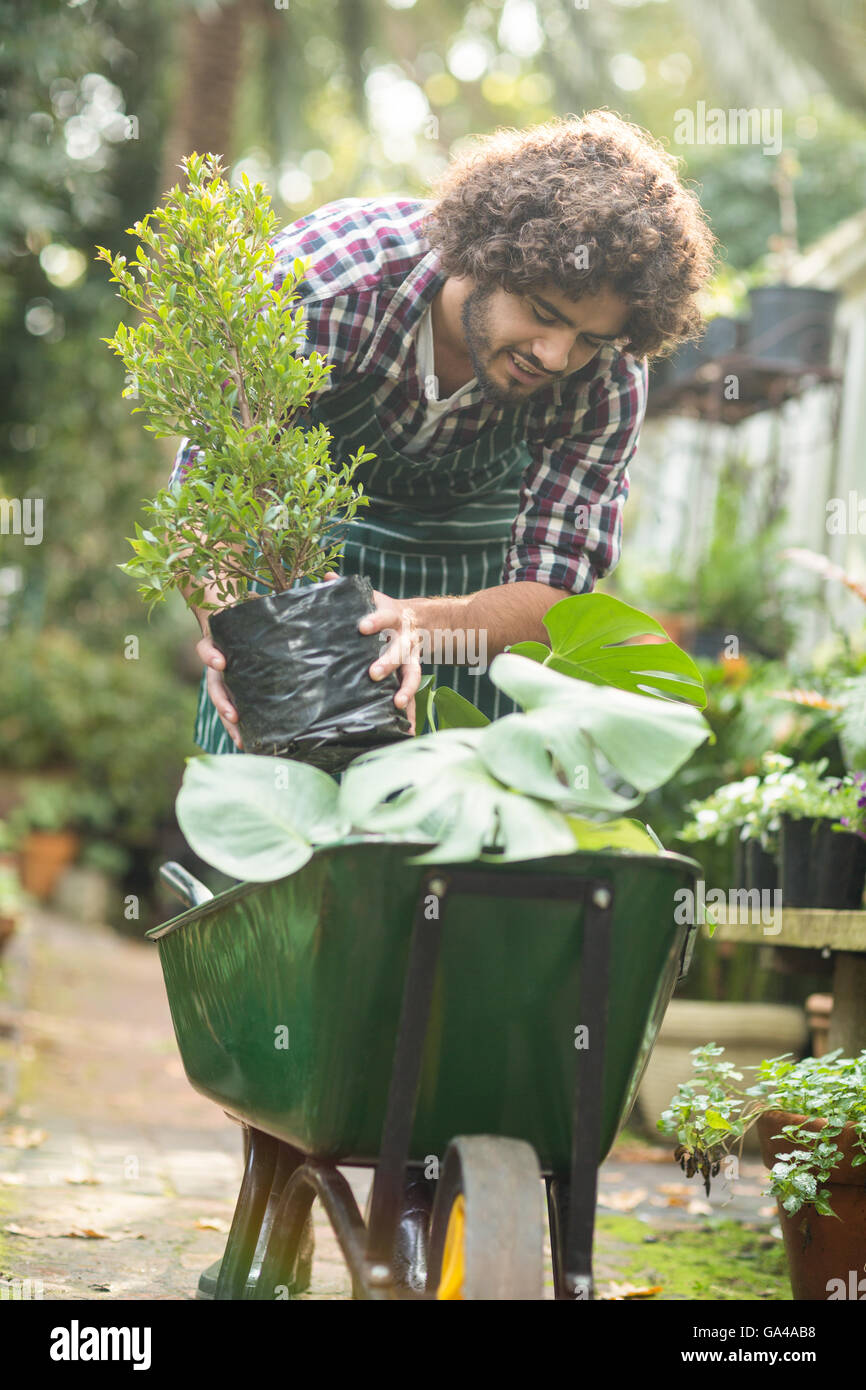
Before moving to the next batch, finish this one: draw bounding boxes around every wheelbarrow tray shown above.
[147,841,699,1174]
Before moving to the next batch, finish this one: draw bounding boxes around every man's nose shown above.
[531,330,578,374]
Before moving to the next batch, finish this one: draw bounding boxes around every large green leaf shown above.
[338,729,577,864]
[565,817,665,854]
[429,685,490,730]
[338,656,710,862]
[510,593,706,708]
[175,753,347,882]
[483,655,710,810]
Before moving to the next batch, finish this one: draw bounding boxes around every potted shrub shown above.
[660,1043,866,1301]
[97,153,409,773]
[679,755,862,906]
[7,781,81,901]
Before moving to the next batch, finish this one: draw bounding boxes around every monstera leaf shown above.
[338,729,577,864]
[481,655,710,810]
[509,593,706,708]
[338,655,711,862]
[176,753,348,881]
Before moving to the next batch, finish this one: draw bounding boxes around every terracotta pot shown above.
[18,830,80,901]
[758,1110,866,1301]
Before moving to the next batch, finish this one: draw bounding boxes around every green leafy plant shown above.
[175,648,710,879]
[680,753,843,851]
[96,152,373,612]
[6,781,78,841]
[659,1044,866,1218]
[506,593,707,709]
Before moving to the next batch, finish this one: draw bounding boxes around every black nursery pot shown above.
[209,574,412,774]
[778,815,817,908]
[811,821,866,911]
[746,286,839,369]
[745,838,778,892]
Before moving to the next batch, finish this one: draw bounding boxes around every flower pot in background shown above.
[778,815,817,907]
[758,1110,866,1301]
[18,829,80,901]
[746,286,839,369]
[745,838,778,892]
[811,823,866,911]
[209,573,412,774]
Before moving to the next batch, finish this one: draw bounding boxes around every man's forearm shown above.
[408,580,570,660]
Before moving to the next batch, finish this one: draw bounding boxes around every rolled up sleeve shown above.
[502,350,647,594]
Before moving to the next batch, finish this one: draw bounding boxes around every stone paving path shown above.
[0,909,777,1302]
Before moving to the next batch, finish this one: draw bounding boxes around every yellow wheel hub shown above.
[436,1194,466,1300]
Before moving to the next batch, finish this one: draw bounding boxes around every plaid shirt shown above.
[169,196,648,594]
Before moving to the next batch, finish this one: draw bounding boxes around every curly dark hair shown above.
[423,111,717,358]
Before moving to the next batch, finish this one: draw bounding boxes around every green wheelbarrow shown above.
[149,839,700,1300]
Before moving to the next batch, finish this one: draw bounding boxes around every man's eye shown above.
[531,306,556,325]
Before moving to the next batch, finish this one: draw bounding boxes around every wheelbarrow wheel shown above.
[426,1136,545,1300]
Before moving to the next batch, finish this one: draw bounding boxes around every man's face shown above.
[459,281,631,404]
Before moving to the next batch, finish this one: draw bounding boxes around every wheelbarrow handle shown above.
[159,861,214,909]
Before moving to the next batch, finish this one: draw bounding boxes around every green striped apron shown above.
[193,376,531,755]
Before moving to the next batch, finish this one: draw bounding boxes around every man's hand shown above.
[323,571,421,733]
[197,631,244,750]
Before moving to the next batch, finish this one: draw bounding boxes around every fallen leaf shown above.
[4,1223,43,1238]
[0,1172,25,1186]
[658,1182,692,1197]
[597,1188,648,1212]
[3,1126,48,1149]
[64,1171,100,1186]
[687,1198,713,1215]
[599,1281,663,1300]
[194,1217,229,1233]
[63,1227,108,1240]
[758,1204,776,1218]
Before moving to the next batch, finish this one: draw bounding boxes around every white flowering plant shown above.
[680,754,842,851]
[659,1043,866,1216]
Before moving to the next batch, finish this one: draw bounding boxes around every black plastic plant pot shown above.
[208,574,412,773]
[746,286,839,369]
[811,822,866,911]
[778,815,817,908]
[745,838,778,892]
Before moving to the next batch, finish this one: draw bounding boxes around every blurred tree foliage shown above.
[1,0,864,875]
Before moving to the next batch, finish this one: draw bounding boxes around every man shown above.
[173,109,715,751]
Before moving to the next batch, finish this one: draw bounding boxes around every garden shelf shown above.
[709,907,866,1055]
[647,354,842,425]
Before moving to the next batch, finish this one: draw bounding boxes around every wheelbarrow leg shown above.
[214,1126,279,1300]
[553,880,614,1301]
[245,1139,313,1295]
[546,1176,572,1301]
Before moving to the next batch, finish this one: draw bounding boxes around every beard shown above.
[459,284,529,406]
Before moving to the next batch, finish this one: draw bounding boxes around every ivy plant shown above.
[96,152,373,613]
[659,1043,866,1217]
